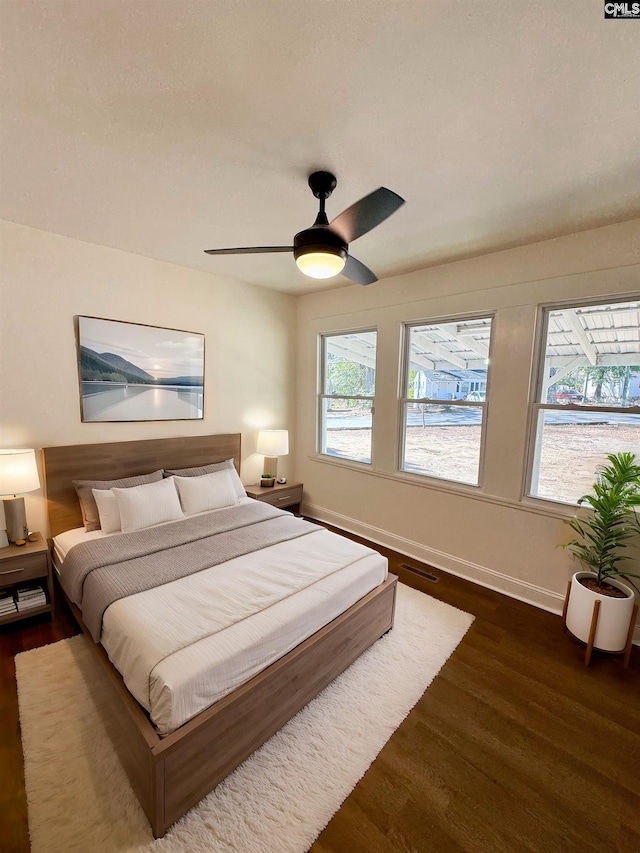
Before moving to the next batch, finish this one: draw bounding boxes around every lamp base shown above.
[3,496,27,542]
[262,456,279,478]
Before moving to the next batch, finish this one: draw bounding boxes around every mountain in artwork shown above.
[79,347,203,386]
[79,347,156,384]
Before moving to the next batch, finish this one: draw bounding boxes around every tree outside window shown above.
[319,330,376,464]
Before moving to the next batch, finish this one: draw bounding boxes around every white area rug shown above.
[16,583,473,853]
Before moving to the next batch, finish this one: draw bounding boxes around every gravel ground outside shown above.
[325,423,640,504]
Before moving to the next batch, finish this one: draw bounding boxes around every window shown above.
[529,299,640,504]
[319,330,376,464]
[400,317,493,486]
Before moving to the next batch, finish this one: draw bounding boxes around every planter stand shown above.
[563,580,638,668]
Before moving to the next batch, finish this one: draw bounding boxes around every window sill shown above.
[307,453,580,521]
[316,452,372,469]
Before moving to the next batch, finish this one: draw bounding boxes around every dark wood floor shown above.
[2,534,639,853]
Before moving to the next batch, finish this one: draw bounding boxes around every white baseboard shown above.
[304,502,640,646]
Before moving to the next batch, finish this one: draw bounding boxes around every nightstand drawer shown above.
[257,484,303,509]
[0,552,48,583]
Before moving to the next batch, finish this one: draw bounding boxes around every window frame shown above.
[398,313,494,488]
[526,295,640,506]
[318,327,378,465]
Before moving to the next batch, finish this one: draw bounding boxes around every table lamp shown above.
[0,449,41,543]
[256,430,289,479]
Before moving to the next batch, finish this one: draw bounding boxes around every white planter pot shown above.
[565,572,635,652]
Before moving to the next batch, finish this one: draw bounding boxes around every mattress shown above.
[55,519,387,734]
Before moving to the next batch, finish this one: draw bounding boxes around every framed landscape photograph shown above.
[76,316,205,422]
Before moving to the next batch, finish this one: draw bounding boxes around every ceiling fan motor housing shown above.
[293,226,347,264]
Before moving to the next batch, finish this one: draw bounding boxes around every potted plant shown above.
[561,451,640,662]
[260,473,276,488]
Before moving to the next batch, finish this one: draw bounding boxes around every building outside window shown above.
[319,330,377,464]
[400,317,493,486]
[528,298,640,505]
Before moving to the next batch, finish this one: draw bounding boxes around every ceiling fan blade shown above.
[342,254,378,286]
[204,246,293,255]
[330,187,404,243]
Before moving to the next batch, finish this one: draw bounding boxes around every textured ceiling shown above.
[1,0,639,294]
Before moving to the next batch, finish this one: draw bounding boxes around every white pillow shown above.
[91,488,122,534]
[174,469,238,516]
[113,476,184,533]
[226,465,247,499]
[164,459,246,499]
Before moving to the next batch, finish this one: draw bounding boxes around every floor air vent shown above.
[400,564,439,583]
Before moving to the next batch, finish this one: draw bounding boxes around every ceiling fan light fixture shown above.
[295,247,347,279]
[293,224,348,280]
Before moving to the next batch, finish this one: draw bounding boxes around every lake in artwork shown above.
[77,317,205,422]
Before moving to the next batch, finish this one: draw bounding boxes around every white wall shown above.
[295,219,640,627]
[0,220,296,536]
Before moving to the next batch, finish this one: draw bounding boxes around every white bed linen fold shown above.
[53,527,107,567]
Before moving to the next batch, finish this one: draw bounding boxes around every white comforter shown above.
[56,523,387,734]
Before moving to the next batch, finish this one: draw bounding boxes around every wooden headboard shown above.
[42,433,241,537]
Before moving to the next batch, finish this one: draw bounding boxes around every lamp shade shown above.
[0,449,41,495]
[256,430,289,457]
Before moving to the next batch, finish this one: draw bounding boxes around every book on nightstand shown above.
[0,589,17,615]
[15,584,47,611]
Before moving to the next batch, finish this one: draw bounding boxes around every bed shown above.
[42,434,397,838]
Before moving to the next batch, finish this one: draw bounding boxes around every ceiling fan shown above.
[204,171,404,285]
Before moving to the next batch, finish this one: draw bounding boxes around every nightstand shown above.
[244,481,303,514]
[0,533,54,626]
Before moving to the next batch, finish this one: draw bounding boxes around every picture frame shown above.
[75,316,205,422]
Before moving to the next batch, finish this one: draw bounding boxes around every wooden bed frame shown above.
[42,434,398,838]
